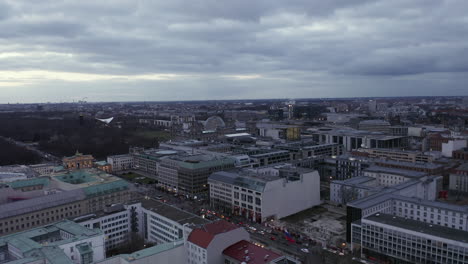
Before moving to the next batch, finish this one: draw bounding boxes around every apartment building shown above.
[209,168,320,223]
[107,154,134,172]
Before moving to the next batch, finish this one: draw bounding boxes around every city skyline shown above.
[1,0,468,103]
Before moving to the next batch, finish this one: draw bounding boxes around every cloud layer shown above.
[0,0,467,103]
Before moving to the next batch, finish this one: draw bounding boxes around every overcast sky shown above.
[0,0,467,103]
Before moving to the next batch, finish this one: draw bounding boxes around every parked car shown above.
[300,248,309,253]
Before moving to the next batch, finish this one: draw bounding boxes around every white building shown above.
[363,166,427,187]
[107,154,135,172]
[331,174,441,205]
[141,199,209,245]
[353,213,468,264]
[75,203,143,251]
[442,139,467,158]
[29,163,56,176]
[209,168,321,223]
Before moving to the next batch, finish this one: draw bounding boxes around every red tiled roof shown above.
[187,229,214,248]
[187,220,239,249]
[223,240,283,264]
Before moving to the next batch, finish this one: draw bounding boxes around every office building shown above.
[358,120,391,133]
[275,141,343,160]
[346,192,467,244]
[310,128,407,151]
[249,150,291,167]
[141,199,208,245]
[357,148,435,163]
[353,213,468,264]
[75,203,142,251]
[0,169,134,236]
[107,154,134,172]
[158,154,235,198]
[133,149,180,176]
[363,166,427,187]
[0,220,105,264]
[209,168,320,223]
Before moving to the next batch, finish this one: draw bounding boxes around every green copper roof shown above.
[83,180,129,197]
[54,170,97,184]
[9,177,49,189]
[95,161,108,166]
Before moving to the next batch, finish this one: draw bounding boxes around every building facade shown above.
[107,154,135,172]
[63,152,94,170]
[209,169,321,223]
[158,154,235,198]
[353,214,468,264]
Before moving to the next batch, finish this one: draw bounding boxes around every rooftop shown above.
[0,189,86,220]
[162,154,235,169]
[455,162,468,172]
[364,165,427,178]
[187,220,239,248]
[223,240,283,264]
[364,213,468,243]
[8,177,49,189]
[209,171,279,192]
[375,159,443,170]
[0,220,102,263]
[141,199,209,226]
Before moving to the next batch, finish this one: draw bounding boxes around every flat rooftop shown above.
[141,199,209,226]
[364,213,468,243]
[365,165,427,178]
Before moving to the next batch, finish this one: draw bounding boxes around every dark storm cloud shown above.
[0,0,467,102]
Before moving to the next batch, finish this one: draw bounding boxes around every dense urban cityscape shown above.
[2,0,468,263]
[0,96,467,264]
